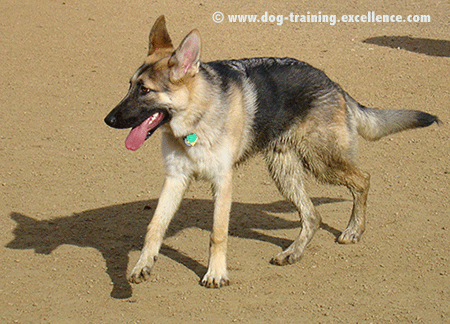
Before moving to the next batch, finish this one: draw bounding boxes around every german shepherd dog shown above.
[104,16,439,288]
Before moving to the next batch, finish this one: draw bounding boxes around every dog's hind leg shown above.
[304,149,370,244]
[328,165,370,244]
[265,144,322,266]
[128,174,190,284]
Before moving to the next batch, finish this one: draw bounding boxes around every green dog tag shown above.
[184,133,198,147]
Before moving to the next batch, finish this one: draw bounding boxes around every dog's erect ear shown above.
[148,15,173,55]
[168,30,201,83]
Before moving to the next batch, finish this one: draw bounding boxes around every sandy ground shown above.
[1,0,449,323]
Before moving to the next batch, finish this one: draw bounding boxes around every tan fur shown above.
[331,94,351,150]
[225,84,253,161]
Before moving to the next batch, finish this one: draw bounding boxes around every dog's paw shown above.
[270,250,302,266]
[200,271,230,288]
[128,256,157,284]
[338,229,362,244]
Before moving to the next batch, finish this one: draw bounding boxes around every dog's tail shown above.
[345,92,439,141]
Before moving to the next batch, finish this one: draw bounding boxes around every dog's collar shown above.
[184,133,198,147]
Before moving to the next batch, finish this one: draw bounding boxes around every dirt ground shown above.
[1,0,449,323]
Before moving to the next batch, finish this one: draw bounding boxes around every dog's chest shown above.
[186,144,232,180]
[162,133,234,182]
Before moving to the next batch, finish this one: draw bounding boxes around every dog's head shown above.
[104,16,201,151]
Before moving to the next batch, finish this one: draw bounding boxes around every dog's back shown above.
[202,58,343,155]
[202,57,439,160]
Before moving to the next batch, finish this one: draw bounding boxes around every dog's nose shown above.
[104,114,117,127]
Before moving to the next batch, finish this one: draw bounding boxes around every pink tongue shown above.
[125,112,163,151]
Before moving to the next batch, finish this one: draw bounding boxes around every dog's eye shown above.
[139,85,153,95]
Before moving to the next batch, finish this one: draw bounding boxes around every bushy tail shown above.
[345,92,439,141]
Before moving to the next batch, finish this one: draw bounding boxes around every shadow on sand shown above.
[363,36,450,57]
[6,197,345,299]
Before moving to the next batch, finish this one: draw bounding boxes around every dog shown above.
[104,16,439,288]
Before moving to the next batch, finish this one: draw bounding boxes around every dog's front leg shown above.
[129,175,189,284]
[201,169,233,288]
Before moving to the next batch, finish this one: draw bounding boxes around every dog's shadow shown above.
[6,198,345,299]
